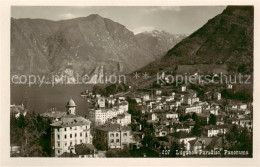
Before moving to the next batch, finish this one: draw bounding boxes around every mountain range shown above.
[11,14,186,82]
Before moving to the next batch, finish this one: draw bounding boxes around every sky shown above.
[11,6,226,34]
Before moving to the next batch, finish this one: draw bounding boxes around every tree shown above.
[192,120,201,136]
[192,113,199,122]
[169,141,180,157]
[209,114,217,125]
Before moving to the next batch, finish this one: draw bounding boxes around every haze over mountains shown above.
[11,14,186,82]
[140,6,253,75]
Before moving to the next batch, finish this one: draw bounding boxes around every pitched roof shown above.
[75,143,96,155]
[193,137,214,147]
[50,114,91,127]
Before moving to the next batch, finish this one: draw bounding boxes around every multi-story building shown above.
[95,123,134,149]
[110,113,131,126]
[204,125,228,137]
[183,105,202,114]
[50,99,92,157]
[88,101,128,125]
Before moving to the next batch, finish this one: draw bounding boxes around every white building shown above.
[50,99,92,157]
[164,112,178,119]
[214,92,221,100]
[184,105,202,114]
[88,101,128,125]
[110,113,131,126]
[204,125,227,137]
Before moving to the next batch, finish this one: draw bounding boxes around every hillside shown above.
[139,6,253,75]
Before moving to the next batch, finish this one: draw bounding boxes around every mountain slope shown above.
[135,30,187,60]
[11,14,184,81]
[140,6,253,75]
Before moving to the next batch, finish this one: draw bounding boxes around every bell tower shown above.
[66,98,77,115]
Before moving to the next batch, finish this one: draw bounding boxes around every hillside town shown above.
[10,78,253,157]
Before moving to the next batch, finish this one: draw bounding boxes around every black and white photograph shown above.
[1,0,260,166]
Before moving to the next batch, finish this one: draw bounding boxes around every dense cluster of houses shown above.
[129,84,252,156]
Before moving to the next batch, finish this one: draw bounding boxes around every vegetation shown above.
[209,114,217,125]
[10,112,52,157]
[92,83,129,97]
[221,88,253,102]
[225,125,253,157]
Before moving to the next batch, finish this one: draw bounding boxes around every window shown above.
[110,133,114,137]
[116,139,120,143]
[85,133,88,137]
[58,150,60,154]
[57,141,60,147]
[65,142,67,146]
[110,139,114,143]
[80,140,82,143]
[70,141,72,145]
[123,133,127,137]
[80,133,82,137]
[75,133,77,137]
[70,134,72,138]
[57,128,60,132]
[70,127,72,130]
[116,133,118,137]
[65,128,67,131]
[57,135,60,140]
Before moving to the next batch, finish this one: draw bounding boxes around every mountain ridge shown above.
[11,14,186,82]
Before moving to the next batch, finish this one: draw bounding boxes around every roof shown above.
[168,131,195,139]
[193,137,214,147]
[40,111,67,118]
[66,98,77,107]
[50,114,91,127]
[75,143,96,155]
[95,123,131,132]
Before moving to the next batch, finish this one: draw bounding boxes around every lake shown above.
[11,84,94,116]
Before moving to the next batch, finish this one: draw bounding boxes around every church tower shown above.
[66,98,77,115]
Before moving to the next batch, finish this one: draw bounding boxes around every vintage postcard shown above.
[0,0,259,166]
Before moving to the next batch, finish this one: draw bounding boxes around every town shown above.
[10,74,253,157]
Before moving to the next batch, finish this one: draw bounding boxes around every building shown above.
[88,106,126,125]
[204,125,228,137]
[75,143,97,158]
[214,92,221,100]
[183,105,202,114]
[164,112,178,119]
[168,131,196,151]
[50,99,92,157]
[40,110,67,122]
[97,97,106,108]
[95,123,134,149]
[110,113,131,126]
